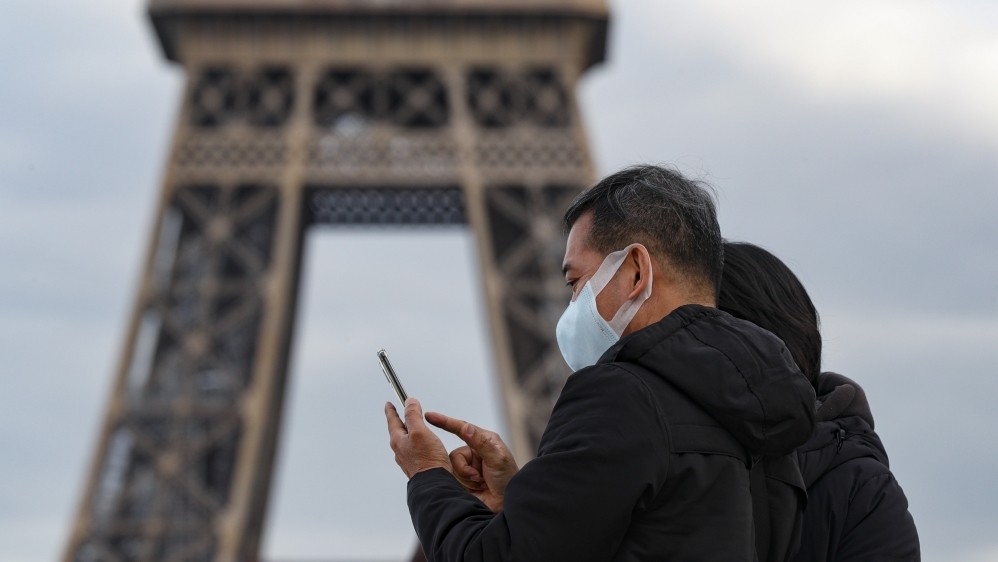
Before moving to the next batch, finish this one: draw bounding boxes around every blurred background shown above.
[1,0,997,561]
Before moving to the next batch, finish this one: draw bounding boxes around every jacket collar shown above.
[599,304,720,365]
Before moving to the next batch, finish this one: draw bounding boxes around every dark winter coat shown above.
[794,372,920,562]
[407,305,816,562]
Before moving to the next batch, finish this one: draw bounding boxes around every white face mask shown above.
[556,244,653,371]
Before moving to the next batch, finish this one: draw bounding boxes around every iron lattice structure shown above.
[64,1,608,561]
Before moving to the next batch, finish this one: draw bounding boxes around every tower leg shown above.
[64,181,287,562]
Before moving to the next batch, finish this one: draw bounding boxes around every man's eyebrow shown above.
[561,262,571,276]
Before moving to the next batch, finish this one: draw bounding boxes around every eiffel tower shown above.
[63,1,608,560]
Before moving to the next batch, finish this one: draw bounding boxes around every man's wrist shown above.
[420,461,452,475]
[408,461,452,480]
[407,466,460,493]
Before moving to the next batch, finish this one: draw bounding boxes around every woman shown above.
[718,242,920,562]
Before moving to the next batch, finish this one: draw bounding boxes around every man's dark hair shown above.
[563,165,723,293]
[717,241,822,385]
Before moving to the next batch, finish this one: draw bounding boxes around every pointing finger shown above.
[425,411,469,436]
[427,412,508,465]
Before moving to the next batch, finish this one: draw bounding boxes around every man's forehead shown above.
[563,214,602,274]
[564,211,592,254]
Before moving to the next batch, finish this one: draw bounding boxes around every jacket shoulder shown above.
[813,456,892,497]
[799,457,919,562]
[539,363,670,457]
[612,362,751,466]
[611,306,816,457]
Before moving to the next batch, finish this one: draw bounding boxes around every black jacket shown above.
[794,372,920,562]
[407,305,816,562]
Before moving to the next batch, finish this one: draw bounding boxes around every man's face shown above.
[562,211,633,321]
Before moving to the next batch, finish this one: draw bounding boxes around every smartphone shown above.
[377,349,408,404]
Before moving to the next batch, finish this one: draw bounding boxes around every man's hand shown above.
[425,411,519,513]
[385,398,452,479]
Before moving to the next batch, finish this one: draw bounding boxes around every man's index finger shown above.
[425,412,469,435]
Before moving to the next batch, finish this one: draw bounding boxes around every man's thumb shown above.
[463,425,507,466]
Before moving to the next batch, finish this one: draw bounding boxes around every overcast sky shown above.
[2,0,997,561]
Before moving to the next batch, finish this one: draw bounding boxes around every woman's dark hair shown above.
[717,242,821,386]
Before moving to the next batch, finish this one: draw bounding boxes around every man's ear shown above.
[625,246,652,301]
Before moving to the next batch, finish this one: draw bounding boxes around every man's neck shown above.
[623,291,715,337]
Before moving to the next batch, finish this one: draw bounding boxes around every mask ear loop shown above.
[607,245,653,336]
[581,244,653,336]
[578,244,635,301]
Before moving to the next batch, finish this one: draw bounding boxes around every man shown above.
[385,165,816,561]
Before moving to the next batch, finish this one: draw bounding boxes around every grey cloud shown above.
[580,13,998,317]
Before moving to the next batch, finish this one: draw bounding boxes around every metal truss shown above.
[308,186,466,226]
[75,184,278,562]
